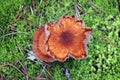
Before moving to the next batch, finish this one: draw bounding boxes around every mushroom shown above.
[32,26,54,62]
[33,16,92,62]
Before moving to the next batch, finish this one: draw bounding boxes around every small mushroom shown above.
[33,16,92,62]
[33,26,54,62]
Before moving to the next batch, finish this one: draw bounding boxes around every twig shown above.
[32,0,36,15]
[62,67,71,80]
[13,5,24,23]
[0,31,29,39]
[17,60,29,80]
[102,38,119,47]
[74,0,83,19]
[0,28,5,43]
[88,0,105,14]
[0,63,24,75]
[39,64,46,78]
[117,0,120,13]
[0,72,7,80]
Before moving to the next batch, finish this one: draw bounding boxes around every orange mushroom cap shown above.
[32,26,54,62]
[33,16,92,62]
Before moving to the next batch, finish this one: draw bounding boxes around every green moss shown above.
[0,0,120,80]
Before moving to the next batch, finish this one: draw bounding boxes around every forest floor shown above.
[0,0,120,80]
